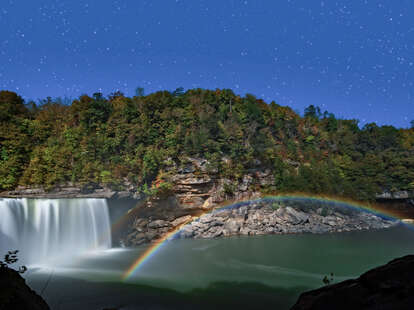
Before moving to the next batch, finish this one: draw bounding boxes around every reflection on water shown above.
[25,225,414,310]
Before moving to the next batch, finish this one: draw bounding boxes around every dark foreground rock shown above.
[0,267,50,310]
[123,199,396,246]
[291,255,414,310]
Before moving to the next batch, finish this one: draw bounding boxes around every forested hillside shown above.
[1,88,413,200]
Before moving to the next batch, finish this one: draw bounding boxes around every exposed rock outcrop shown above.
[1,184,119,199]
[3,157,413,214]
[376,191,414,200]
[0,157,272,210]
[123,199,396,246]
[291,255,414,310]
[0,267,50,310]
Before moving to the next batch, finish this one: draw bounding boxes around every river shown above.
[1,198,414,309]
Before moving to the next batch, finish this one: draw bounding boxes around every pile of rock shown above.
[123,200,396,246]
[176,202,395,239]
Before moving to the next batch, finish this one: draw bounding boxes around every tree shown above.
[172,87,184,97]
[0,87,413,201]
[135,87,145,97]
[0,90,28,121]
[410,120,414,129]
[0,250,27,274]
[304,105,321,119]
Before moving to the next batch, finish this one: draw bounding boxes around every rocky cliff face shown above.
[2,156,413,211]
[161,157,268,211]
[0,267,50,310]
[0,157,267,205]
[291,255,414,310]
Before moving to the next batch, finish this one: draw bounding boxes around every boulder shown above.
[224,219,242,234]
[179,225,194,238]
[276,207,309,225]
[239,175,253,191]
[178,195,205,210]
[148,219,170,229]
[144,229,159,241]
[171,215,192,227]
[186,157,210,172]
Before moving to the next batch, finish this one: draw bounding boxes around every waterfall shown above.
[0,198,112,266]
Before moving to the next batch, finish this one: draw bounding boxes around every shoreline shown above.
[124,223,403,250]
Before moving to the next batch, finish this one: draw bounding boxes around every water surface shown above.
[25,225,414,310]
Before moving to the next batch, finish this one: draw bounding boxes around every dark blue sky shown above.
[1,1,413,127]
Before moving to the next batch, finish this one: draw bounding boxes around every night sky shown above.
[1,1,413,127]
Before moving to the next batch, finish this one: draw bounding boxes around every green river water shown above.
[25,224,414,310]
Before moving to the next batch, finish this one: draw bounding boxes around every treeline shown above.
[1,88,413,200]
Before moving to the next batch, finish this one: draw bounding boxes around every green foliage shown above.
[0,250,27,274]
[304,105,321,119]
[0,89,413,201]
[223,183,236,196]
[322,273,334,285]
[135,87,145,97]
[140,180,174,199]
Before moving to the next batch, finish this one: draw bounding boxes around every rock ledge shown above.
[291,255,414,310]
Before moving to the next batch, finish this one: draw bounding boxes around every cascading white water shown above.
[0,198,112,266]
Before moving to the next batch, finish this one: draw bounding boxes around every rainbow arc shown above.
[122,194,411,280]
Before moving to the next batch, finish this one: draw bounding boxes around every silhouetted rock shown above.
[291,255,414,310]
[0,266,50,310]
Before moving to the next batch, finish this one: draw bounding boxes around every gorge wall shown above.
[3,157,413,210]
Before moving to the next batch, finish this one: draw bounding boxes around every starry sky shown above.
[1,0,413,127]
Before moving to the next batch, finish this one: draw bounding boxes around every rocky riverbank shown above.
[123,199,397,246]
